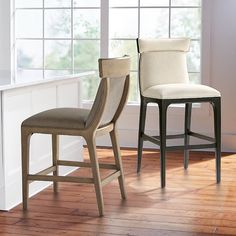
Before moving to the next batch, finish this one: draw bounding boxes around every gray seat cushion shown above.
[22,108,90,130]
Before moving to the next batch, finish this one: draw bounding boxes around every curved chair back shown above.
[86,56,130,129]
[137,38,190,94]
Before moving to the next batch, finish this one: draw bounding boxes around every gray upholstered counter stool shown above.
[136,38,221,188]
[21,56,130,216]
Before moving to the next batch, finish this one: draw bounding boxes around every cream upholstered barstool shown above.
[21,56,130,216]
[136,38,221,188]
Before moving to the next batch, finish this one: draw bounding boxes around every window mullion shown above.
[100,0,109,57]
[169,0,171,38]
[43,0,45,78]
[71,0,74,73]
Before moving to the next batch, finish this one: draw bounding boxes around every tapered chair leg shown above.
[87,137,104,216]
[159,101,168,188]
[184,102,192,169]
[52,134,59,193]
[137,98,147,173]
[213,98,221,183]
[21,129,32,211]
[110,128,126,199]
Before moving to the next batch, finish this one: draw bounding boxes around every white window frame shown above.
[85,0,204,108]
[13,0,101,81]
[0,0,213,148]
[13,0,207,105]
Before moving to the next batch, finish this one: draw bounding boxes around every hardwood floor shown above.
[1,148,236,235]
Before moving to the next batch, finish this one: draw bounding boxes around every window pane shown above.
[74,40,100,70]
[110,0,138,7]
[80,73,100,101]
[74,9,100,38]
[129,72,139,103]
[17,40,43,69]
[44,0,71,8]
[171,0,201,6]
[140,0,169,6]
[73,0,100,7]
[44,9,71,38]
[109,40,138,70]
[189,73,200,84]
[171,8,201,38]
[16,69,43,82]
[140,8,169,38]
[15,10,43,38]
[187,40,200,72]
[15,0,42,8]
[45,40,71,69]
[110,9,138,38]
[44,70,71,78]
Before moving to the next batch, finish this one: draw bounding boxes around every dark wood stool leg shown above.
[137,98,147,173]
[184,102,192,169]
[213,97,221,183]
[159,101,168,188]
[52,134,59,193]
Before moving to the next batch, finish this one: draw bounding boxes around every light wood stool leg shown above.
[87,137,104,216]
[110,129,126,199]
[21,129,31,211]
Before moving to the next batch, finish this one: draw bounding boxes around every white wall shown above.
[210,0,236,151]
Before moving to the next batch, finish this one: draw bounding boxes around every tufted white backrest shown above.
[137,38,190,93]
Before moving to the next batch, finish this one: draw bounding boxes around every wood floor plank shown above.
[1,148,236,235]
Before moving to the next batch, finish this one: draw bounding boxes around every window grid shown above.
[15,0,201,102]
[42,0,45,78]
[15,2,101,81]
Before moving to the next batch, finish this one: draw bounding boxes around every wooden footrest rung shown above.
[57,160,117,170]
[28,174,94,184]
[101,171,121,187]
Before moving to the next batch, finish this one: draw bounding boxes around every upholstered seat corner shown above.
[142,84,221,100]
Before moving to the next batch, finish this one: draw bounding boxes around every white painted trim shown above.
[0,0,11,83]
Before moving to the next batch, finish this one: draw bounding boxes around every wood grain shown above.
[1,148,236,235]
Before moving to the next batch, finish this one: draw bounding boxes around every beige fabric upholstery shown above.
[138,38,221,99]
[138,38,190,53]
[101,77,126,126]
[142,84,221,99]
[140,52,189,91]
[87,56,130,127]
[99,56,130,78]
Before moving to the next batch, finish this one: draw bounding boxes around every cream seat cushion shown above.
[142,84,221,99]
[22,108,90,130]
